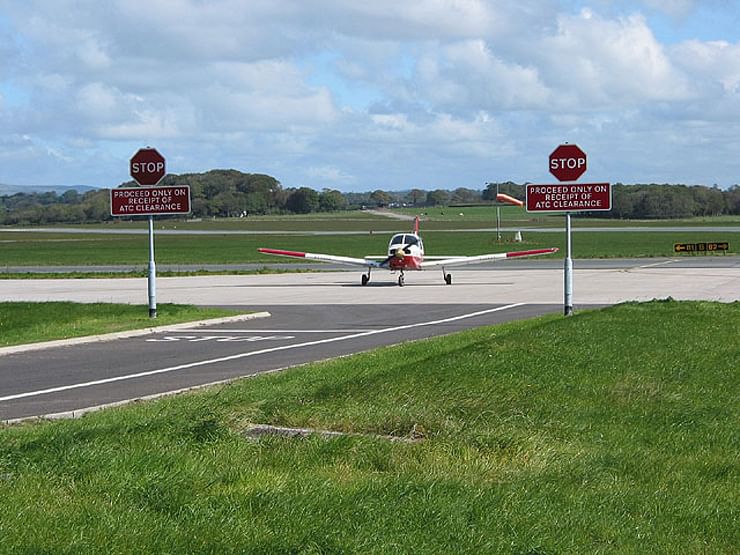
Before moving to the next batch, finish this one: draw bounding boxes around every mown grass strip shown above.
[1,300,737,553]
[0,268,323,280]
[0,302,243,347]
[1,229,737,267]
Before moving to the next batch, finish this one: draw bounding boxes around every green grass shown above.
[1,229,736,268]
[422,230,738,258]
[0,302,243,347]
[1,301,738,553]
[0,267,322,280]
[1,210,737,271]
[395,206,740,226]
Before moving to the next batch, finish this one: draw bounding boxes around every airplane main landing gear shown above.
[444,273,452,285]
[361,270,371,286]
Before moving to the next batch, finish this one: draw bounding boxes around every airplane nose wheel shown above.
[398,273,405,287]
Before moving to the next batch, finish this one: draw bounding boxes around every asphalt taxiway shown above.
[1,257,737,422]
[1,303,567,422]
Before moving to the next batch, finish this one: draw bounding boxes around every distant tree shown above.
[191,197,212,217]
[212,191,242,217]
[319,189,347,212]
[405,188,426,206]
[60,189,80,204]
[450,187,480,204]
[81,190,111,221]
[286,187,320,214]
[369,190,393,207]
[726,185,740,215]
[426,189,449,206]
[691,186,726,217]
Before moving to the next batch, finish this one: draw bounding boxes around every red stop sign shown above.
[549,144,587,182]
[130,147,166,186]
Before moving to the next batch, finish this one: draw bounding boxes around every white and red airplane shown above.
[258,217,558,286]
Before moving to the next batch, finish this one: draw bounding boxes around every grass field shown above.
[5,208,740,231]
[0,302,243,347]
[1,228,737,267]
[1,300,738,553]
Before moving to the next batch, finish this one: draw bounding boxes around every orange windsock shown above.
[496,193,524,207]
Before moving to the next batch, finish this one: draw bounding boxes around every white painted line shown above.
[0,303,524,403]
[640,260,677,268]
[145,335,295,343]
[0,312,272,357]
[625,260,678,271]
[173,329,376,333]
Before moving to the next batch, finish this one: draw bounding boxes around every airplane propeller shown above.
[380,236,419,267]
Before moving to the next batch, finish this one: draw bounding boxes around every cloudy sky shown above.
[0,0,738,192]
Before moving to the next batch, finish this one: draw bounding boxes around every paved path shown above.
[1,258,737,305]
[1,303,566,421]
[2,259,737,422]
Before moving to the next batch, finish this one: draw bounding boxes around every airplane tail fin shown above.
[413,216,420,235]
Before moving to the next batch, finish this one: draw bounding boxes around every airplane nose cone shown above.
[395,248,405,259]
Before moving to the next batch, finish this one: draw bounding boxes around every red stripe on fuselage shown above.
[257,248,307,258]
[506,248,559,258]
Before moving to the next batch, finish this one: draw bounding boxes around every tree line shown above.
[479,181,740,219]
[1,169,738,225]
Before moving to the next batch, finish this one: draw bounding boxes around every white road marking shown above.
[632,260,678,270]
[171,329,376,333]
[146,335,295,343]
[0,303,524,402]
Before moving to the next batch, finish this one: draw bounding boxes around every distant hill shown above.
[0,183,100,195]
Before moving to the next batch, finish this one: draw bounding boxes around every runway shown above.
[1,258,737,306]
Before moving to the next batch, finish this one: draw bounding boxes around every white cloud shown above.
[672,40,740,95]
[306,165,357,185]
[76,83,121,118]
[0,0,738,189]
[539,10,692,105]
[415,39,550,111]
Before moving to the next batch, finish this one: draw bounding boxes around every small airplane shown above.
[258,217,558,286]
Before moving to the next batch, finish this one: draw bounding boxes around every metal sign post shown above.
[526,144,611,316]
[564,213,573,316]
[496,183,501,241]
[148,215,157,318]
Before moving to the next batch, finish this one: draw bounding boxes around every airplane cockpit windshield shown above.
[389,234,422,250]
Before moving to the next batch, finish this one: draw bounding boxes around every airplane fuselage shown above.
[387,232,424,271]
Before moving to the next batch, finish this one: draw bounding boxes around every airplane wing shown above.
[420,247,559,268]
[258,248,386,268]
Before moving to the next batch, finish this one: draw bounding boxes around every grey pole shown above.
[564,213,573,316]
[496,183,501,241]
[147,215,157,318]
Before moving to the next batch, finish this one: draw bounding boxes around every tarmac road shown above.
[3,255,738,274]
[0,257,737,305]
[1,257,737,422]
[1,303,568,422]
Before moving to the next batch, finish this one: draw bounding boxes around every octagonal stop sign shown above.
[130,147,166,186]
[549,144,587,182]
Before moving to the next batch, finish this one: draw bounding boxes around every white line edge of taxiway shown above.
[0,303,525,404]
